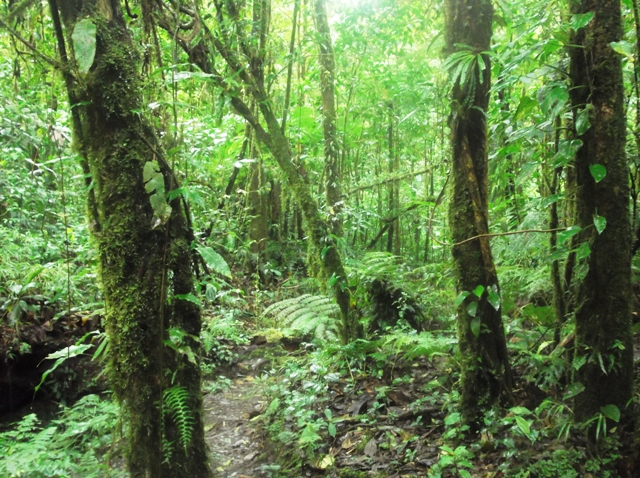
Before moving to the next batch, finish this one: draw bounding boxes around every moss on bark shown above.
[445,0,513,426]
[52,1,210,476]
[569,0,634,427]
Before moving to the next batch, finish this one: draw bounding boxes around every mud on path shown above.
[204,374,272,477]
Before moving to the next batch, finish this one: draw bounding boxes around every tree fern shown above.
[262,294,340,341]
[163,386,194,450]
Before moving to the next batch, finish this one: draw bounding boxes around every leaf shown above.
[510,406,532,416]
[318,454,334,469]
[514,95,539,120]
[487,287,501,311]
[515,415,531,436]
[455,291,470,307]
[470,316,481,337]
[328,423,337,437]
[197,245,232,278]
[558,225,581,243]
[576,242,591,260]
[593,214,607,234]
[551,139,582,168]
[575,105,592,135]
[175,293,202,307]
[472,285,485,298]
[72,19,97,74]
[601,404,620,422]
[589,164,606,183]
[467,301,478,318]
[444,412,461,426]
[610,41,634,62]
[563,382,585,400]
[364,437,378,457]
[35,344,92,393]
[569,12,594,31]
[143,161,172,226]
[572,354,587,371]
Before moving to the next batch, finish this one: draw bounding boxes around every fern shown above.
[359,252,402,281]
[383,331,457,360]
[262,294,340,341]
[163,386,194,450]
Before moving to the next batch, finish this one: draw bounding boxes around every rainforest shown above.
[0,0,639,476]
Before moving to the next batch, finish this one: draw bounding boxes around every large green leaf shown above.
[197,245,232,278]
[71,19,97,74]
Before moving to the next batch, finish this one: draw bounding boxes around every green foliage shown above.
[0,394,123,477]
[71,18,97,74]
[262,294,340,341]
[163,386,194,450]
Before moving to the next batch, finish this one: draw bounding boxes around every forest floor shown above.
[204,376,271,477]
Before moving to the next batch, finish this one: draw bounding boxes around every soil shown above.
[204,376,271,477]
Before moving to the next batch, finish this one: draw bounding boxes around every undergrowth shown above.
[0,394,124,477]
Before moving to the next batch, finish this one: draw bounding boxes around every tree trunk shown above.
[313,0,342,237]
[444,0,513,426]
[157,0,361,342]
[568,0,633,426]
[50,1,209,476]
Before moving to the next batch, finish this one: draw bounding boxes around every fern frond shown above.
[383,331,456,360]
[263,294,340,341]
[163,386,194,450]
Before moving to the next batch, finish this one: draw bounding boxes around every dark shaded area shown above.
[368,278,424,333]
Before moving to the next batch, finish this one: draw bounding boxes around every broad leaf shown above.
[563,382,585,400]
[575,105,592,135]
[472,285,484,298]
[197,245,232,278]
[454,291,470,307]
[470,316,481,337]
[589,164,606,183]
[558,226,581,243]
[467,301,478,318]
[71,19,97,74]
[601,404,620,422]
[569,12,594,31]
[593,214,606,234]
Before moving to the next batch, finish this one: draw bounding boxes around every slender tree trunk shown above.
[445,0,513,426]
[50,1,209,476]
[313,0,342,237]
[159,0,361,342]
[568,0,633,426]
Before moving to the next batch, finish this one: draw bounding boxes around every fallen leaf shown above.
[364,437,377,457]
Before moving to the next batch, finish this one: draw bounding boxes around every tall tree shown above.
[568,0,634,425]
[444,0,513,425]
[48,0,209,475]
[312,0,342,237]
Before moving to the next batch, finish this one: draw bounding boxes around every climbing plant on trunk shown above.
[568,0,634,427]
[48,1,209,476]
[444,0,513,426]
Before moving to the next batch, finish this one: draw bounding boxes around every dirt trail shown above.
[204,376,272,477]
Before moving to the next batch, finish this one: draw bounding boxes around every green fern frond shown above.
[163,386,194,450]
[383,331,456,360]
[263,294,340,341]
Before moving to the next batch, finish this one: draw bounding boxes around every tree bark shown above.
[50,1,209,476]
[444,0,513,426]
[568,0,633,426]
[313,0,342,237]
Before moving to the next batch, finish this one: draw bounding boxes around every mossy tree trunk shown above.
[568,0,634,426]
[313,0,343,238]
[444,0,513,426]
[49,1,209,476]
[155,0,361,343]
